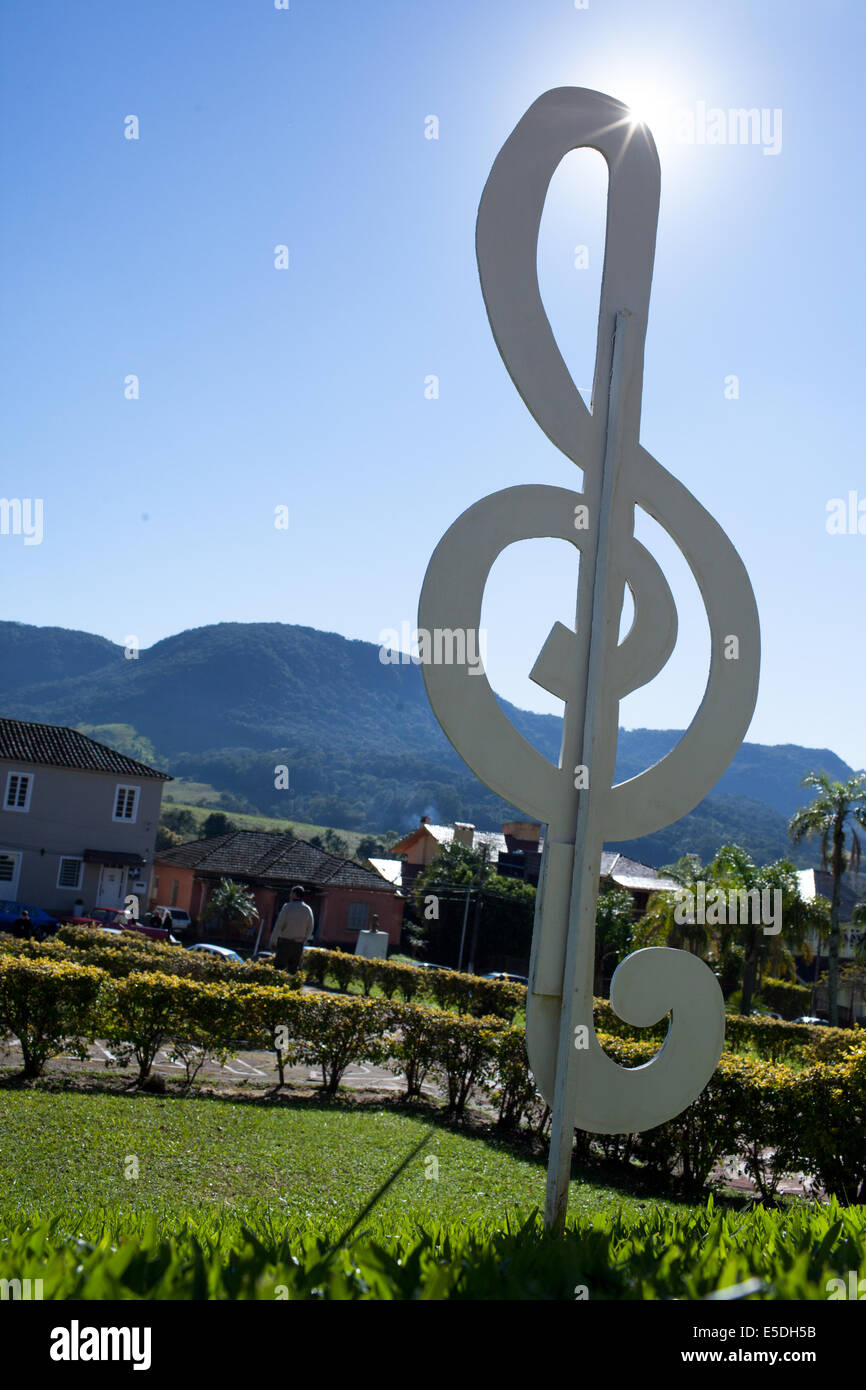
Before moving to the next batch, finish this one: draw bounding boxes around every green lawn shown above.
[2,1087,863,1298]
[161,799,369,854]
[0,1088,684,1239]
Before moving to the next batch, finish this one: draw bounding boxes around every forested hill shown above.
[0,620,856,868]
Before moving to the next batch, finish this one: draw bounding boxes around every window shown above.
[170,879,179,906]
[57,857,83,891]
[346,902,370,932]
[4,772,33,813]
[113,784,140,823]
[0,851,22,896]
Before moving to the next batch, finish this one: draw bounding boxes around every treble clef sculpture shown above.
[418,88,761,1230]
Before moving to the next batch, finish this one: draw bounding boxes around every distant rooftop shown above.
[156,829,397,892]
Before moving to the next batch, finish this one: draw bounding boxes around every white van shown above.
[155,906,193,934]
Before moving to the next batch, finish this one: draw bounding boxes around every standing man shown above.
[269,886,315,973]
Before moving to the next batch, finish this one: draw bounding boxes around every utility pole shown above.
[466,844,488,975]
[456,883,473,974]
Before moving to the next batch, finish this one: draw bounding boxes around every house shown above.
[796,868,865,1001]
[389,815,678,973]
[0,717,171,918]
[390,816,677,908]
[391,817,541,889]
[152,829,404,949]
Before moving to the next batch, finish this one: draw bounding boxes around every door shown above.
[98,866,126,909]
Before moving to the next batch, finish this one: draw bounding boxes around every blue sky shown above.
[1,0,864,771]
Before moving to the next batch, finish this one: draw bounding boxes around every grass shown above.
[0,1087,686,1237]
[161,799,369,855]
[1,1088,863,1298]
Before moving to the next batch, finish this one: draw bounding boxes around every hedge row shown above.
[307,947,858,1065]
[4,929,858,1066]
[2,953,865,1201]
[302,947,525,1020]
[0,926,278,986]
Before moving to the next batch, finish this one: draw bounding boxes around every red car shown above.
[66,909,178,944]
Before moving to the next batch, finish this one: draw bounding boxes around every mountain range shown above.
[0,619,857,869]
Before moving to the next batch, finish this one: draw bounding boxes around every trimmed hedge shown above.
[0,954,106,1078]
[3,931,858,1069]
[305,948,524,1020]
[1,952,865,1199]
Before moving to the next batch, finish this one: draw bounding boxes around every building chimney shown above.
[453,822,475,849]
[420,815,432,826]
[503,821,542,851]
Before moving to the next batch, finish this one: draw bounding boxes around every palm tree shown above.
[789,772,866,1025]
[201,877,260,942]
[709,846,819,1015]
[635,854,716,960]
[636,847,820,1013]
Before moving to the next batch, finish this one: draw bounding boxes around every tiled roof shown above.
[0,717,171,780]
[601,852,678,892]
[155,830,396,893]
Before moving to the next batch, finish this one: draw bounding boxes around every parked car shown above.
[154,906,193,934]
[126,923,180,945]
[483,971,529,985]
[0,900,58,936]
[414,961,448,972]
[74,907,131,928]
[792,1015,830,1027]
[186,942,244,963]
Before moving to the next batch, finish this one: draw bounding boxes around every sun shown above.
[617,86,678,145]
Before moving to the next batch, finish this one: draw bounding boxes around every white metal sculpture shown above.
[418,88,761,1232]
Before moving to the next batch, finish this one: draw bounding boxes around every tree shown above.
[708,847,819,1015]
[789,772,866,1025]
[413,843,535,970]
[321,827,349,856]
[161,806,198,838]
[200,878,259,941]
[202,811,238,839]
[594,886,636,996]
[635,845,823,1013]
[636,854,716,959]
[155,826,184,852]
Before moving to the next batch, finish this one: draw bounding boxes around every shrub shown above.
[239,984,306,1085]
[301,949,328,988]
[328,952,358,994]
[0,956,106,1078]
[486,1027,538,1130]
[387,1003,441,1098]
[787,1040,866,1203]
[757,976,812,1020]
[354,956,380,997]
[55,924,277,986]
[427,1013,504,1119]
[726,1056,801,1201]
[100,972,195,1085]
[294,995,388,1097]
